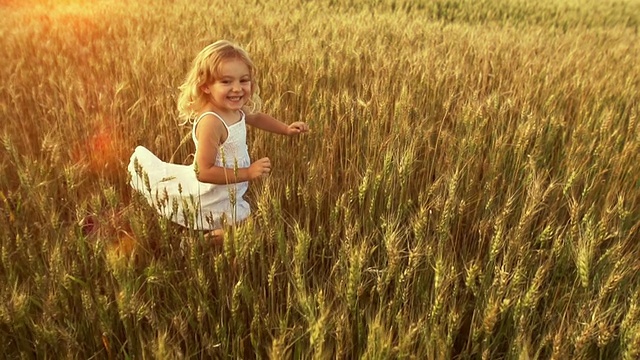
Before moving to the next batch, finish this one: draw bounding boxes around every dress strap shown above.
[192,111,230,146]
[194,111,231,131]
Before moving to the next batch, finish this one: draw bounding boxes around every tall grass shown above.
[1,0,640,358]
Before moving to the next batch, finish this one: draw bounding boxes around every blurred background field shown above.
[1,0,640,358]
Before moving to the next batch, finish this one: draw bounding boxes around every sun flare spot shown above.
[72,120,128,179]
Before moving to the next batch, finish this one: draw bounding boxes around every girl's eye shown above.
[241,79,250,83]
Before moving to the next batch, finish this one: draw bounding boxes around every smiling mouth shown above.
[228,96,243,101]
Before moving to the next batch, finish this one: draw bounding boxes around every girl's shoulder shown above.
[193,112,229,143]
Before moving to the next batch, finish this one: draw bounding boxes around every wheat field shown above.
[1,0,640,358]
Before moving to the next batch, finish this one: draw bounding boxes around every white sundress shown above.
[127,111,251,230]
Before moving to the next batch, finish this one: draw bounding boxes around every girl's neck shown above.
[200,105,242,125]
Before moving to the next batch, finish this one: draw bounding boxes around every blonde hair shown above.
[177,40,261,122]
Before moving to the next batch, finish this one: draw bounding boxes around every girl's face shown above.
[202,58,252,115]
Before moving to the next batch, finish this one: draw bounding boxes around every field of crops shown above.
[1,0,640,358]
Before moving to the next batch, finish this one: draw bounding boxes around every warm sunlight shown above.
[3,0,110,26]
[3,0,640,358]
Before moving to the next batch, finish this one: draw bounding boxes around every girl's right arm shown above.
[194,116,271,184]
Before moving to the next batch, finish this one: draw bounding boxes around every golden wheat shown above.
[1,0,640,357]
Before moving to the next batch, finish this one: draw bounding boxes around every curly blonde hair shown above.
[177,40,261,122]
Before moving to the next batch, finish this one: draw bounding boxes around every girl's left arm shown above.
[246,112,309,136]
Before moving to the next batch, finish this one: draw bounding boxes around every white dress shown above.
[128,111,251,230]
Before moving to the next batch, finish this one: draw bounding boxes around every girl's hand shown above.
[286,122,310,136]
[248,157,271,179]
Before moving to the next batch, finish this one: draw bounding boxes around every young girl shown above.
[128,40,308,240]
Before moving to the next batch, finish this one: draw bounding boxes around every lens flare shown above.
[72,120,127,180]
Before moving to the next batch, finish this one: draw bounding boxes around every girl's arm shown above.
[195,115,270,184]
[246,112,309,135]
